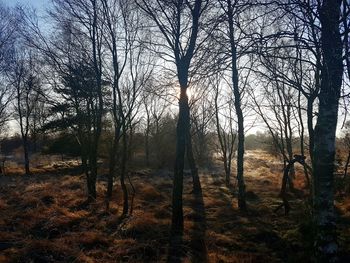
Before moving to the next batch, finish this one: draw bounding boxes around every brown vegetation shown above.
[0,150,349,262]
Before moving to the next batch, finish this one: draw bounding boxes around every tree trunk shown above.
[313,1,342,261]
[214,84,231,188]
[106,128,119,210]
[120,125,129,216]
[127,123,134,163]
[307,97,315,162]
[286,139,295,191]
[145,114,150,166]
[227,0,246,210]
[81,147,91,200]
[106,151,115,210]
[298,90,311,189]
[343,150,350,181]
[87,0,103,204]
[224,158,230,187]
[187,136,200,194]
[171,88,189,235]
[277,156,306,215]
[278,160,293,215]
[88,150,97,201]
[23,136,30,175]
[236,122,246,210]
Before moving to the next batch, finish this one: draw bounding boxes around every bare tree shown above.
[212,75,237,187]
[0,3,18,67]
[136,0,212,239]
[142,80,169,166]
[250,1,323,165]
[48,0,105,202]
[100,0,129,212]
[218,0,251,210]
[312,0,343,260]
[20,0,106,200]
[101,0,154,213]
[190,88,215,168]
[0,3,18,135]
[252,50,302,189]
[9,49,42,175]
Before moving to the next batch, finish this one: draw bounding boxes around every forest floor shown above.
[0,150,350,262]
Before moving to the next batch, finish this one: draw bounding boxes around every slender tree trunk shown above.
[224,157,230,187]
[307,97,315,162]
[106,128,120,210]
[298,90,311,189]
[286,138,295,191]
[81,144,91,196]
[279,160,294,215]
[86,0,103,203]
[171,87,189,235]
[145,112,150,166]
[187,136,200,193]
[88,150,97,201]
[313,1,342,261]
[227,0,246,210]
[106,146,116,210]
[343,150,350,181]
[23,136,30,175]
[128,124,134,163]
[228,156,233,187]
[278,156,306,215]
[32,130,37,153]
[120,124,129,216]
[214,84,231,187]
[236,119,246,211]
[17,82,30,176]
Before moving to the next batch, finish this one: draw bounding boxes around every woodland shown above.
[0,0,350,262]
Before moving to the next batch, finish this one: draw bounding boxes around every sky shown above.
[2,0,348,137]
[7,0,47,12]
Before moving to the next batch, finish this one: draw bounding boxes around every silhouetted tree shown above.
[9,50,42,175]
[312,0,343,260]
[137,0,211,239]
[218,0,249,210]
[213,75,237,187]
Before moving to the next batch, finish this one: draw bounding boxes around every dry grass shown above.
[0,151,350,262]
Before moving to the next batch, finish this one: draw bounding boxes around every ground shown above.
[0,150,350,262]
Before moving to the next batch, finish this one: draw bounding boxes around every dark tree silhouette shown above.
[137,0,209,236]
[312,0,343,261]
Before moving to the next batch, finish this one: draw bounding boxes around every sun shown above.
[175,86,193,101]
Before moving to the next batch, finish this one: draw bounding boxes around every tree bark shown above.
[86,0,103,203]
[120,123,129,216]
[277,155,307,215]
[307,97,315,162]
[214,84,233,187]
[187,136,200,194]
[298,89,311,189]
[145,107,150,166]
[106,128,119,210]
[171,88,189,235]
[23,136,30,175]
[343,151,350,181]
[313,1,343,261]
[227,0,246,210]
[88,150,98,201]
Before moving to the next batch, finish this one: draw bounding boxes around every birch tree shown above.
[312,0,343,260]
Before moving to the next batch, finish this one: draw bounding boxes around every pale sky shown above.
[6,0,47,12]
[2,0,348,138]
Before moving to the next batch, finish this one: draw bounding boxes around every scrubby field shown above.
[1,150,350,262]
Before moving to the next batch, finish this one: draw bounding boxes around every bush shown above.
[43,133,81,157]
